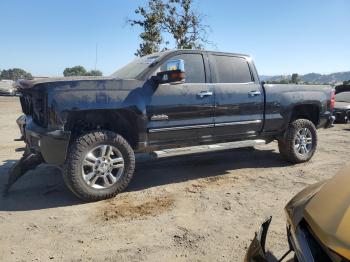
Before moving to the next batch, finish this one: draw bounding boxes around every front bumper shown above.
[18,115,70,165]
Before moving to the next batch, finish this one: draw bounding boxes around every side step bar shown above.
[136,139,266,161]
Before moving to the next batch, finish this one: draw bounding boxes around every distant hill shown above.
[260,71,350,84]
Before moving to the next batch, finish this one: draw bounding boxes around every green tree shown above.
[86,70,103,76]
[280,79,290,84]
[63,66,103,77]
[63,66,87,77]
[291,73,299,84]
[128,0,166,56]
[0,68,33,81]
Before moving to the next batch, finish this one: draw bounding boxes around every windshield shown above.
[111,54,163,79]
[335,92,350,103]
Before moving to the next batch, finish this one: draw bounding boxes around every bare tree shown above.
[164,0,210,50]
[128,0,211,56]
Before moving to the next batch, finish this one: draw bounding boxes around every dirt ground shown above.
[0,96,349,262]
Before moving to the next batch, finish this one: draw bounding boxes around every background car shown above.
[334,85,350,123]
[246,165,350,262]
[0,80,16,96]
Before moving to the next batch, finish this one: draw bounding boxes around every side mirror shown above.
[156,59,185,84]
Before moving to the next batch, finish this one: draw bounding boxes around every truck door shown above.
[147,53,215,145]
[209,54,264,138]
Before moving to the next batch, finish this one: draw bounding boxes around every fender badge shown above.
[151,114,169,121]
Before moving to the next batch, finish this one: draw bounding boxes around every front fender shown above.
[43,78,152,128]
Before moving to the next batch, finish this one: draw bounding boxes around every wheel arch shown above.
[289,103,321,127]
[64,109,141,149]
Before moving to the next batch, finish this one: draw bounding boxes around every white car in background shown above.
[0,80,16,96]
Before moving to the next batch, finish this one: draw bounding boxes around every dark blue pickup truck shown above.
[7,50,335,201]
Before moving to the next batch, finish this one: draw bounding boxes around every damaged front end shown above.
[245,216,272,262]
[4,113,43,196]
[4,114,70,195]
[245,216,296,262]
[3,151,43,196]
[4,79,70,195]
[3,80,46,195]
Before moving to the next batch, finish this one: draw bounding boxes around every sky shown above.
[0,0,349,76]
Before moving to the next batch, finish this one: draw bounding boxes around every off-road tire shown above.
[278,119,317,163]
[63,131,135,201]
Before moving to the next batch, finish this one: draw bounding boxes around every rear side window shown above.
[160,53,206,83]
[211,55,253,83]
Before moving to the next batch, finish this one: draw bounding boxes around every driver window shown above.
[158,54,206,83]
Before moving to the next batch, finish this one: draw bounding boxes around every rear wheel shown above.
[278,119,317,163]
[63,131,135,201]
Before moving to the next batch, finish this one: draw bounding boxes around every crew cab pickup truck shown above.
[7,50,335,201]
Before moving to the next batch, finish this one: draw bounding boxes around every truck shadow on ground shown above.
[129,147,291,191]
[0,147,291,212]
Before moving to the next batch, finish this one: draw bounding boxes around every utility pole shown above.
[95,43,98,71]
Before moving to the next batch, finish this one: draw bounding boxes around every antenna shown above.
[95,43,98,70]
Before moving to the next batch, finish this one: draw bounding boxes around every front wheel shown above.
[63,131,135,201]
[278,119,317,163]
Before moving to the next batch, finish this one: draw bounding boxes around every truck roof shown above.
[154,49,251,59]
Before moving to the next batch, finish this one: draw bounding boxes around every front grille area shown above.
[300,221,331,262]
[20,95,33,115]
[32,96,47,127]
[20,92,47,127]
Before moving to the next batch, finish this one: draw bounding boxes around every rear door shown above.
[147,53,215,144]
[209,54,264,138]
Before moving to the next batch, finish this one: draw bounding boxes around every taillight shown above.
[330,90,335,112]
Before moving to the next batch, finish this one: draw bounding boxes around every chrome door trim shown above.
[148,124,214,133]
[215,120,262,127]
[148,120,262,133]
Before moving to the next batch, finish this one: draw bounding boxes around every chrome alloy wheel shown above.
[294,127,313,156]
[82,145,124,189]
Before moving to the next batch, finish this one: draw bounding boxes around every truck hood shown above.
[334,101,350,110]
[304,166,350,259]
[16,76,115,90]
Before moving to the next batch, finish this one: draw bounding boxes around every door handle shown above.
[248,91,261,97]
[197,91,213,98]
